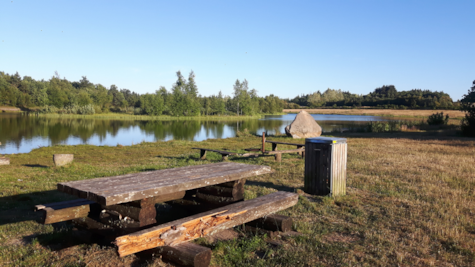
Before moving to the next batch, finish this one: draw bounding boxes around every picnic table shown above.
[35,162,298,265]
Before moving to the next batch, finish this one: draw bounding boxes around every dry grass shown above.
[0,106,21,112]
[284,108,466,118]
[0,131,474,266]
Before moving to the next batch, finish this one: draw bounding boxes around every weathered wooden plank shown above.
[34,199,95,211]
[35,199,95,224]
[265,141,304,146]
[159,242,212,267]
[265,148,304,155]
[58,163,243,197]
[58,163,272,206]
[37,206,90,224]
[115,191,298,257]
[58,163,252,196]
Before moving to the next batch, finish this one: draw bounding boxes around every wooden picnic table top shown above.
[57,162,272,206]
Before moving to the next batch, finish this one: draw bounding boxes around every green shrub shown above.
[77,104,95,115]
[38,105,58,114]
[427,112,449,125]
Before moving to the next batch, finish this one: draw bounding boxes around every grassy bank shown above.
[284,108,466,119]
[0,106,21,113]
[35,113,265,121]
[0,131,474,266]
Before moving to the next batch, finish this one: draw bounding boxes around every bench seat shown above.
[35,199,95,224]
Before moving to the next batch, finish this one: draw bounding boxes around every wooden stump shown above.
[200,150,207,160]
[274,153,282,162]
[53,154,74,166]
[0,157,10,165]
[221,154,228,161]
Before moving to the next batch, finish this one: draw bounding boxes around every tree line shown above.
[0,71,284,116]
[287,85,457,109]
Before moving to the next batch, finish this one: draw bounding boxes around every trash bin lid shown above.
[305,137,347,144]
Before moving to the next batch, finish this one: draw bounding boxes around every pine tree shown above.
[461,80,475,136]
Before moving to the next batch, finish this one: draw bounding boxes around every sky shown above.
[1,0,473,101]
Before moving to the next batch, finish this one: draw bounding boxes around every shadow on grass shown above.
[23,164,48,168]
[0,190,78,225]
[245,180,297,193]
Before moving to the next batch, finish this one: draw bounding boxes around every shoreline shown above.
[283,108,465,119]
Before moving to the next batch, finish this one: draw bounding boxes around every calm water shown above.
[0,113,387,154]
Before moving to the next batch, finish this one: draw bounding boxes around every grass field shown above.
[284,108,466,119]
[0,131,474,266]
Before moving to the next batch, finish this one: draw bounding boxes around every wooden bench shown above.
[265,148,305,162]
[192,148,237,161]
[35,199,95,224]
[34,163,298,266]
[115,191,298,257]
[265,140,305,151]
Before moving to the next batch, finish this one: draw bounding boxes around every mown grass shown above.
[0,131,474,266]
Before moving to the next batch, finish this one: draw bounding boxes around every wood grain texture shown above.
[58,162,272,206]
[115,191,298,257]
[35,199,95,224]
[304,142,347,196]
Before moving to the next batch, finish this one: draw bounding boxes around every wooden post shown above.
[200,149,207,160]
[262,132,266,153]
[272,143,277,151]
[274,153,282,162]
[221,154,228,161]
[160,243,211,267]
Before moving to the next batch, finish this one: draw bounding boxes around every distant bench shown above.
[265,140,304,151]
[192,148,238,161]
[264,141,305,162]
[193,145,305,162]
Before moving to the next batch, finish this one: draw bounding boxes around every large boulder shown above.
[285,111,322,138]
[53,154,74,167]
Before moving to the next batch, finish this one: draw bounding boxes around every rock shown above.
[0,157,10,165]
[53,154,74,167]
[285,110,322,138]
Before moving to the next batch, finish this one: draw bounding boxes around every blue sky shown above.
[1,0,473,101]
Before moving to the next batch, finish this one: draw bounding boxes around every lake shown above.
[0,113,387,154]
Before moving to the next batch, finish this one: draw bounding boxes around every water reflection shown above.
[0,113,387,154]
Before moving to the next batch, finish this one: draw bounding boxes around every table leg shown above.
[138,198,157,227]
